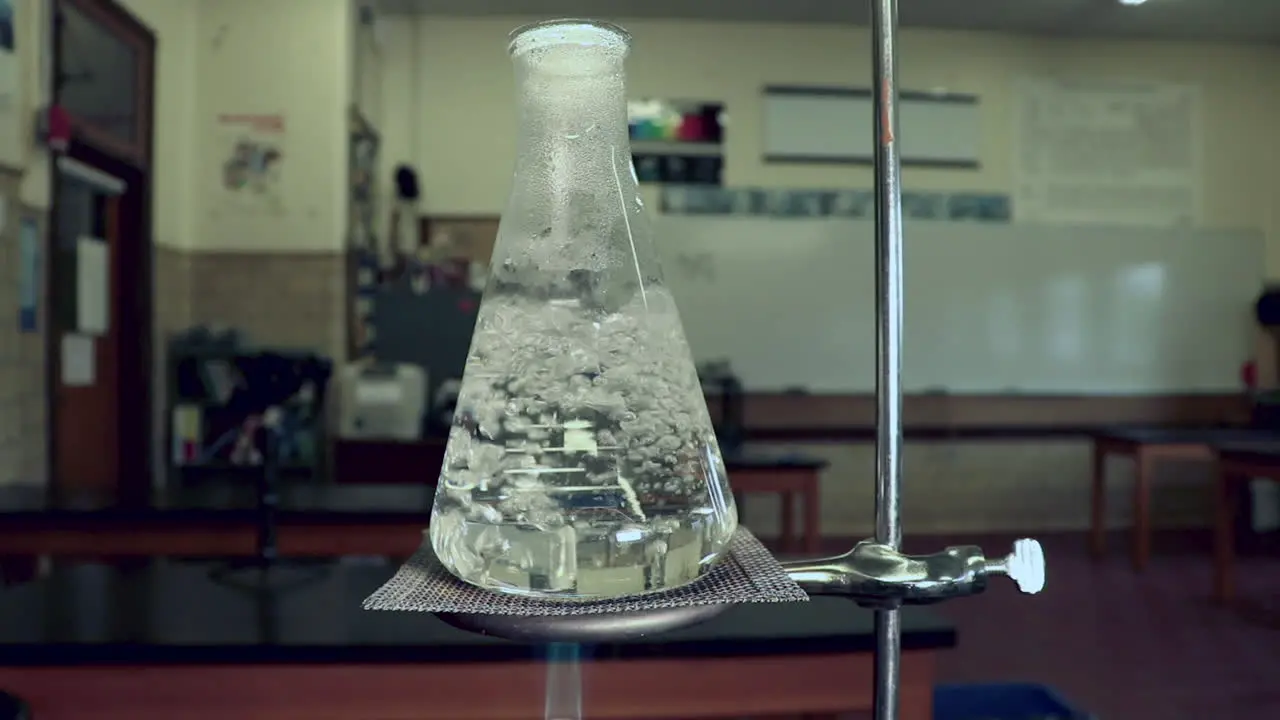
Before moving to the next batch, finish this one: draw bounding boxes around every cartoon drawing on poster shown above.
[0,0,21,169]
[216,114,286,214]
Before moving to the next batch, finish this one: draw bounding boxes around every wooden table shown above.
[727,453,825,553]
[334,440,827,553]
[1089,427,1268,570]
[0,559,954,719]
[1211,440,1280,604]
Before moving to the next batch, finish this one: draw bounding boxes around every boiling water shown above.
[430,287,737,599]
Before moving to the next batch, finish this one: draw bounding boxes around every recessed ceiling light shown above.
[1118,0,1148,6]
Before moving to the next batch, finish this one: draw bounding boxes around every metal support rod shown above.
[870,0,905,719]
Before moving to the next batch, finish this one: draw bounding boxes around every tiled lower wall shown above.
[154,247,191,344]
[186,252,347,359]
[155,249,346,359]
[0,172,48,487]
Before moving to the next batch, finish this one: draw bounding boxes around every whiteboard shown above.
[655,217,1262,394]
[1012,77,1202,227]
[762,87,981,167]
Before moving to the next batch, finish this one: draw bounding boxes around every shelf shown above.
[631,140,724,157]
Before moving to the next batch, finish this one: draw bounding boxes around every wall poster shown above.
[215,113,286,214]
[1012,77,1202,227]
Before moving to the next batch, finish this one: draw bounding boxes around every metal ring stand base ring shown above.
[436,603,729,643]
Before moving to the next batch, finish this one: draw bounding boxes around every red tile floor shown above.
[912,530,1280,720]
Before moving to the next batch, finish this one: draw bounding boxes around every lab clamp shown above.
[439,533,1046,644]
[783,537,1045,607]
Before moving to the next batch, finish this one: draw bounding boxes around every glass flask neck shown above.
[510,53,633,184]
[515,60,629,136]
[499,25,652,282]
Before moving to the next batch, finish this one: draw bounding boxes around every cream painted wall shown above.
[10,0,52,209]
[378,16,1280,274]
[190,0,353,252]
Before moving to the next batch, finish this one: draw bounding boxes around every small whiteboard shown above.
[762,86,981,168]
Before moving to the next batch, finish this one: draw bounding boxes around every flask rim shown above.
[508,18,632,58]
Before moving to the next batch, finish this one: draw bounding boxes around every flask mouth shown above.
[508,18,632,64]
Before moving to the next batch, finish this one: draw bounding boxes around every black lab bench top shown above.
[0,559,954,666]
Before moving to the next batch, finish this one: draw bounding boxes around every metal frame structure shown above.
[863,2,1042,717]
[870,1,906,717]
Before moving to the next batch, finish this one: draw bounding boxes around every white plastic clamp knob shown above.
[1005,538,1046,594]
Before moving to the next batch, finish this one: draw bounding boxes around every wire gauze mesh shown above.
[364,528,808,616]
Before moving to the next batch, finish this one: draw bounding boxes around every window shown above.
[55,0,153,162]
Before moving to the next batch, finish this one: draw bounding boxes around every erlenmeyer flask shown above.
[430,19,738,600]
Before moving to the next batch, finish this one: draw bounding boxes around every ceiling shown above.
[375,0,1280,44]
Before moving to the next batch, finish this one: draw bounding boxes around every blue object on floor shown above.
[933,683,1090,720]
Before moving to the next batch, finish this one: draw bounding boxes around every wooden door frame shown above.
[46,0,155,502]
[54,0,155,166]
